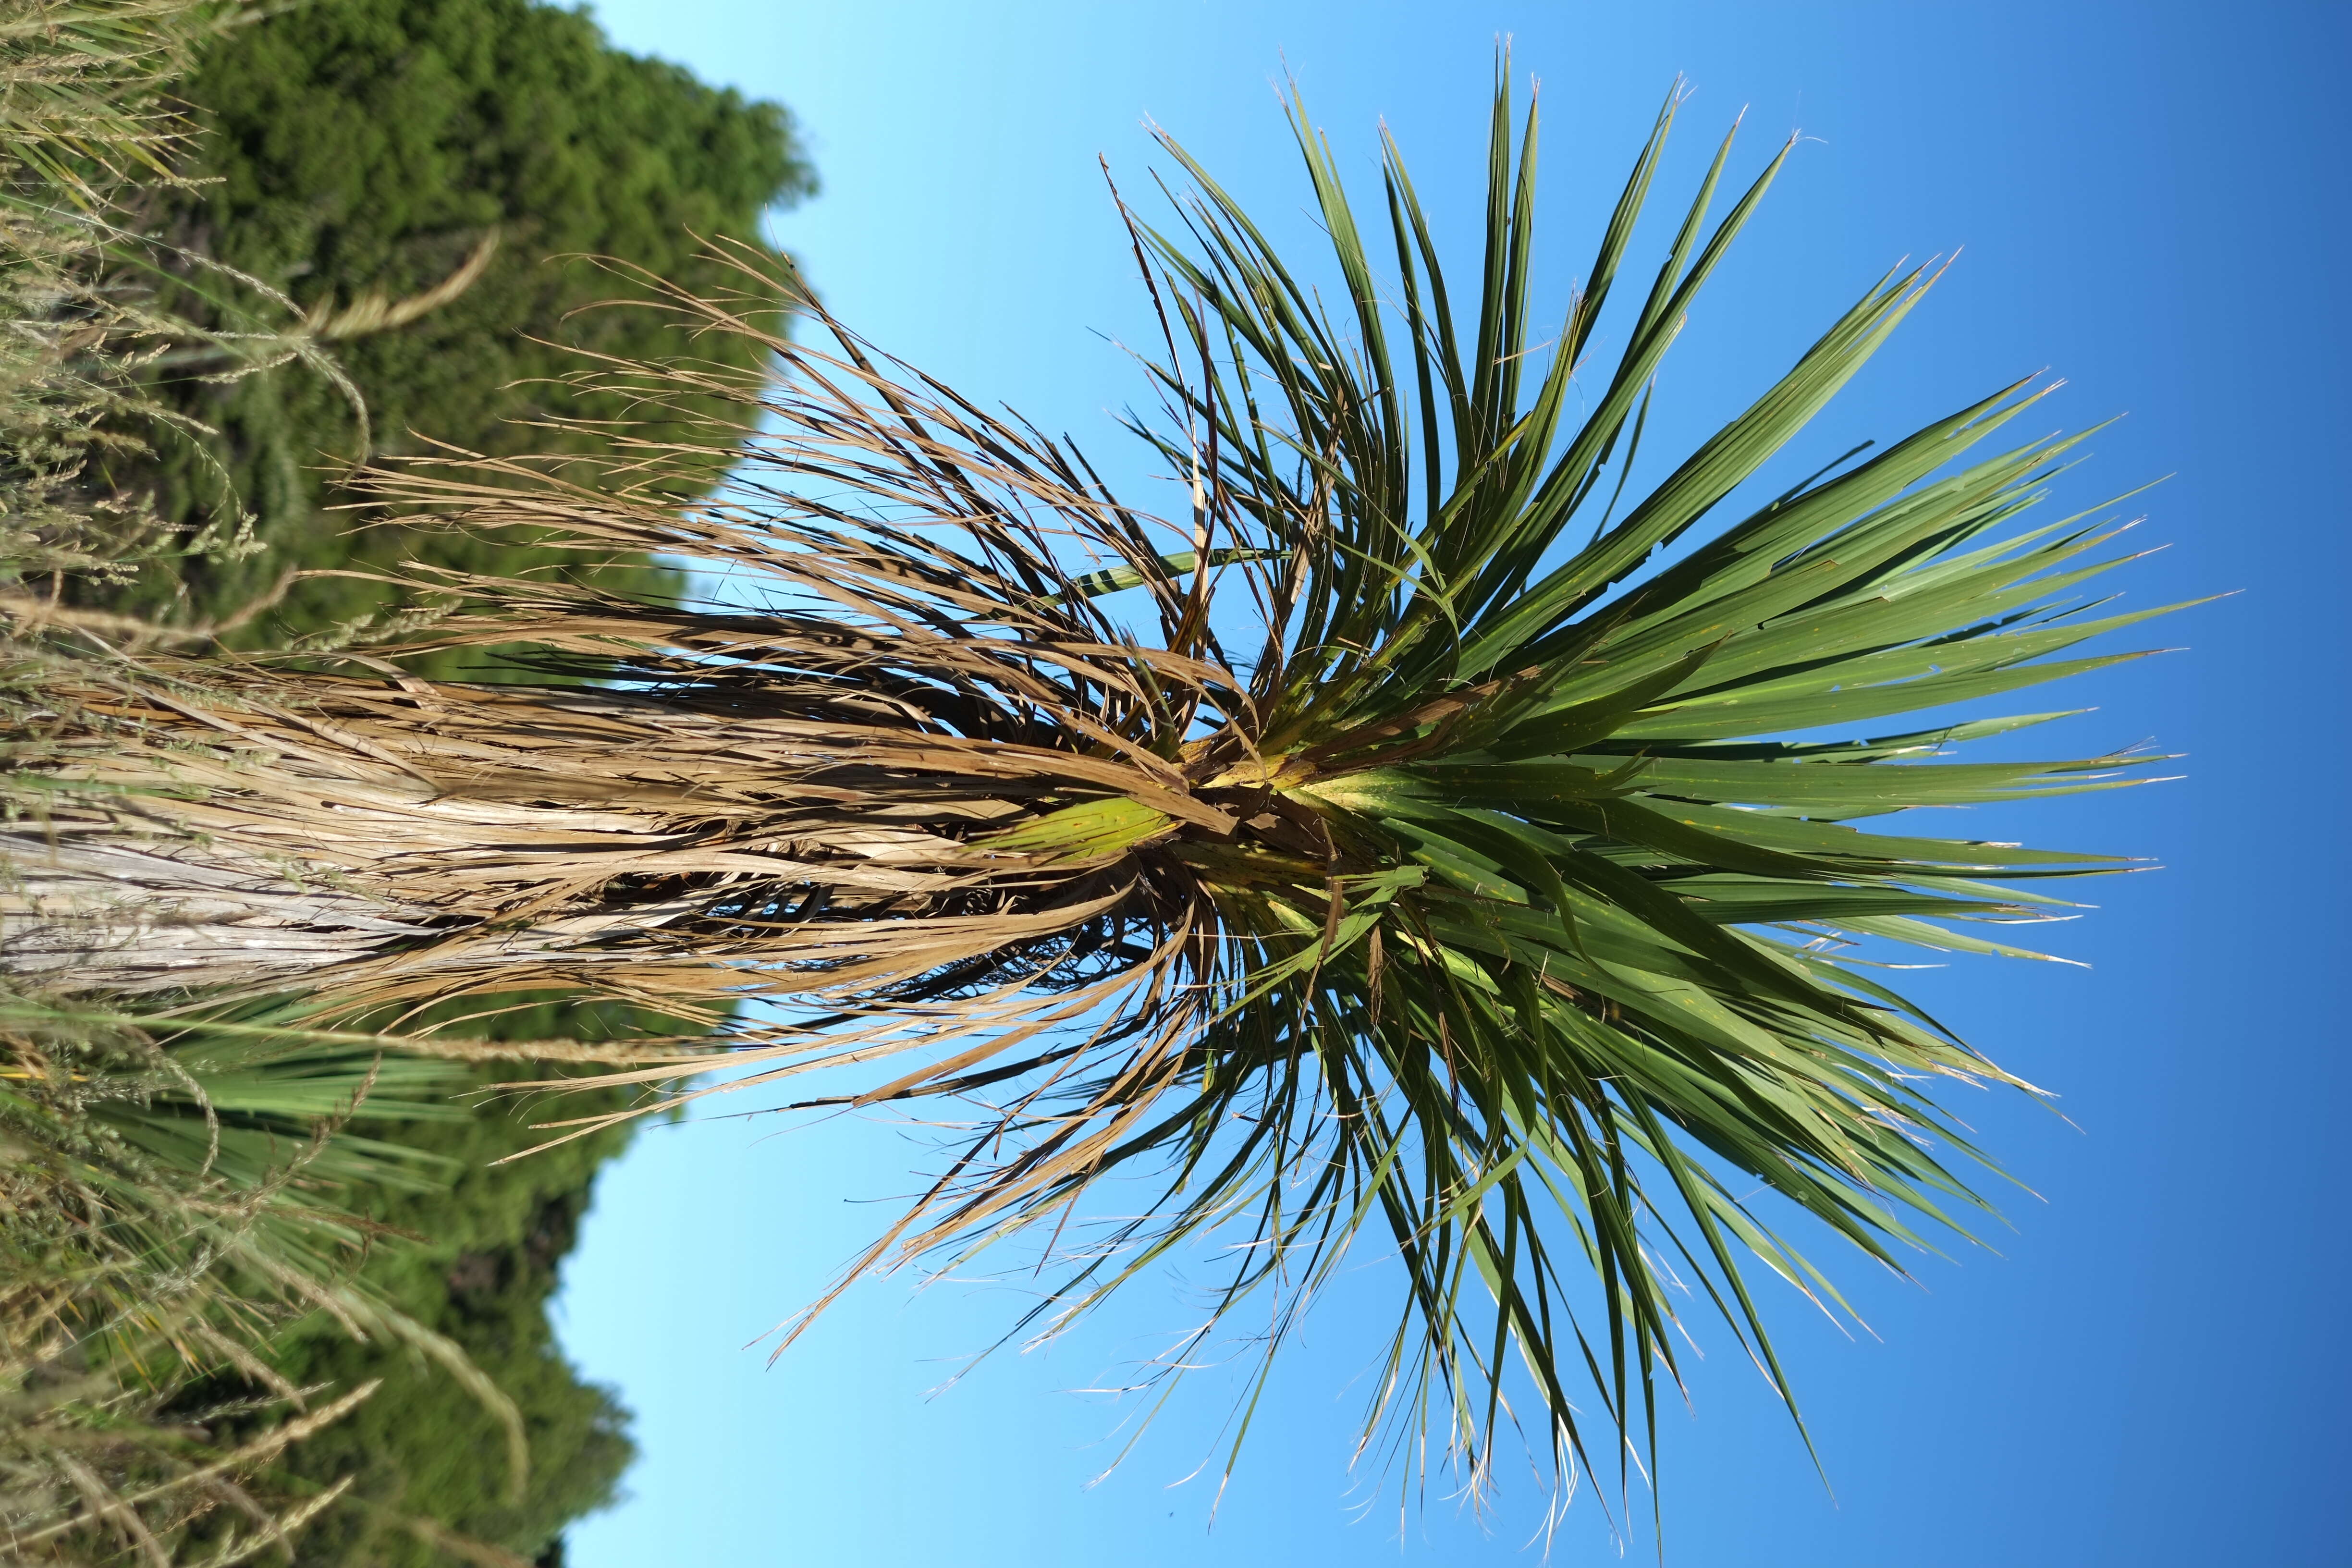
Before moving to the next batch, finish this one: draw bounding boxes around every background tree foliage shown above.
[186,1003,664,1568]
[16,3,809,1560]
[87,0,814,662]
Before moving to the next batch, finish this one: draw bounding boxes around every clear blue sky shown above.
[550,3,2350,1563]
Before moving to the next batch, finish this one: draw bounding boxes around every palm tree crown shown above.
[7,70,2185,1509]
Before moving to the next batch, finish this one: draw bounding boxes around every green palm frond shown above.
[11,65,2185,1511]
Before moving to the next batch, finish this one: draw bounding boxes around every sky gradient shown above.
[550,4,2351,1563]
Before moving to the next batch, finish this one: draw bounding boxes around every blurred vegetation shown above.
[0,977,480,1563]
[5,0,796,1559]
[179,999,670,1568]
[79,0,813,668]
[1,972,650,1565]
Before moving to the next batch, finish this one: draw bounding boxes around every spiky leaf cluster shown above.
[7,74,2181,1507]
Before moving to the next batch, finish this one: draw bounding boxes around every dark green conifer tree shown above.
[94,0,814,660]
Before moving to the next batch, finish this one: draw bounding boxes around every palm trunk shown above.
[0,827,439,991]
[1,667,1174,1005]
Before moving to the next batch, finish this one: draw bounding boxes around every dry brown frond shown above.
[3,265,1239,1039]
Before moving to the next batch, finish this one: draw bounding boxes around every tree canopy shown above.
[10,7,2180,1531]
[90,0,813,658]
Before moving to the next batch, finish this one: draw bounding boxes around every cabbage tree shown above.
[2,74,2181,1508]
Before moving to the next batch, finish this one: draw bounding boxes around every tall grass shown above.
[1,0,505,608]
